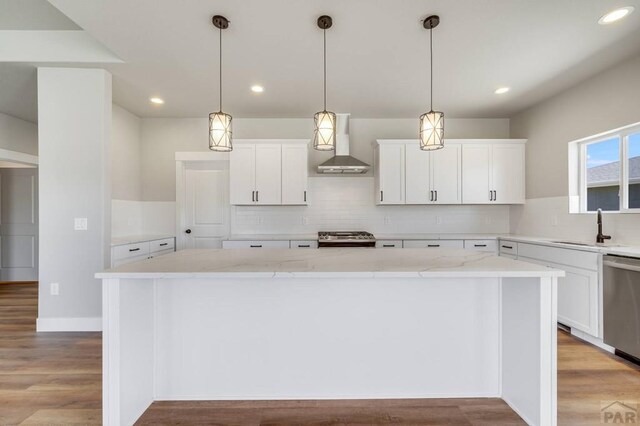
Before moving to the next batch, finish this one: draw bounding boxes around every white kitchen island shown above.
[96,248,563,426]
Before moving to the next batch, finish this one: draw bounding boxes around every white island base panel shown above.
[102,275,557,426]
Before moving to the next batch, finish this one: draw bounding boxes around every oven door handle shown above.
[604,260,640,273]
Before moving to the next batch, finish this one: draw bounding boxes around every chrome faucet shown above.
[596,208,611,244]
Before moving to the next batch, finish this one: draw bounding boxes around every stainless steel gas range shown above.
[317,231,376,248]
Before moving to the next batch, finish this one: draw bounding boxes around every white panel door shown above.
[551,262,599,337]
[254,144,282,205]
[229,145,256,205]
[431,144,462,204]
[404,143,430,204]
[462,145,491,204]
[491,144,525,204]
[185,169,229,249]
[377,144,405,204]
[0,168,38,281]
[281,144,308,205]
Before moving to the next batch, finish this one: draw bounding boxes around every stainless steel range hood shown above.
[317,114,370,174]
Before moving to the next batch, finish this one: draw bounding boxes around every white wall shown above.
[112,104,141,201]
[0,112,38,155]
[510,53,640,243]
[38,67,111,331]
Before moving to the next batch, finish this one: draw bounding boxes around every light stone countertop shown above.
[111,235,175,247]
[96,248,563,279]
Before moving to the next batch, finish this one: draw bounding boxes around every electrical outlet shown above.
[551,215,558,226]
[436,216,442,225]
[74,218,88,231]
[302,216,309,225]
[50,282,59,296]
[384,216,391,225]
[485,216,492,225]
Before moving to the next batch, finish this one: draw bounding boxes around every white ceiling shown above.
[4,0,640,121]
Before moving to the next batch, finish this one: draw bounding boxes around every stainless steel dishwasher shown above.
[603,255,640,361]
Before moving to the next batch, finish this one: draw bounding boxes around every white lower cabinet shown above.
[403,240,464,249]
[511,241,600,338]
[222,240,290,249]
[464,240,497,253]
[290,240,318,249]
[111,237,176,268]
[376,240,403,248]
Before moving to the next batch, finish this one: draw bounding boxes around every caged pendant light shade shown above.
[209,15,233,152]
[313,15,336,151]
[419,15,444,151]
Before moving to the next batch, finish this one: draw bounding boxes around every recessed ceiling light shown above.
[251,85,264,93]
[495,87,510,94]
[149,97,164,104]
[598,7,634,24]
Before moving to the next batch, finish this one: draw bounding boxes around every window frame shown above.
[570,121,640,214]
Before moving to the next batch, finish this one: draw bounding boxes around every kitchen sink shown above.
[552,241,592,246]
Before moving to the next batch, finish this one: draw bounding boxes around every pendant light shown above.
[209,15,233,152]
[419,15,444,151]
[313,15,336,151]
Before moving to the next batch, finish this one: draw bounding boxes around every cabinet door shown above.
[405,143,431,204]
[491,144,525,204]
[281,144,308,205]
[402,240,464,249]
[254,144,282,205]
[552,262,599,337]
[431,144,461,204]
[377,144,405,204]
[462,145,491,204]
[229,145,256,205]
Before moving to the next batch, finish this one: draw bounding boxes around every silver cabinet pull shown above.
[434,190,438,202]
[489,190,493,201]
[493,190,497,201]
[256,191,259,202]
[429,190,433,201]
[380,191,384,202]
[252,191,255,202]
[304,190,307,202]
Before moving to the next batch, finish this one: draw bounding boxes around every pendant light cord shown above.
[219,27,223,112]
[323,28,327,111]
[429,27,433,112]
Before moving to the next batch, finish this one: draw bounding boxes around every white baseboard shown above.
[570,328,614,353]
[36,316,102,332]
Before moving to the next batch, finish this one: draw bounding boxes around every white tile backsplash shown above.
[231,177,510,235]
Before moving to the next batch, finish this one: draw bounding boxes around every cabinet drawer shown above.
[290,240,318,249]
[498,240,518,256]
[402,240,464,249]
[517,242,599,271]
[149,248,175,259]
[222,240,290,249]
[464,240,497,253]
[376,240,403,248]
[150,238,175,254]
[113,242,150,262]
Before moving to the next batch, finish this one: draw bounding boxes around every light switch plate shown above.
[74,218,88,231]
[50,282,59,296]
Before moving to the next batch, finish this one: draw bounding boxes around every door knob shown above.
[185,229,192,234]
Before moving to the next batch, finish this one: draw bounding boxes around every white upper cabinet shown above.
[229,145,256,205]
[375,143,405,205]
[461,140,525,204]
[281,144,308,205]
[230,140,308,206]
[254,144,282,205]
[377,139,525,205]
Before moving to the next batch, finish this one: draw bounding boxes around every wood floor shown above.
[1,282,639,425]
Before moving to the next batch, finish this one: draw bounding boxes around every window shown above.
[569,122,640,213]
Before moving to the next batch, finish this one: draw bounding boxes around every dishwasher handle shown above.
[603,257,640,273]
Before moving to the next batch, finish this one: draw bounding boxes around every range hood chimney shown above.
[317,114,370,174]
